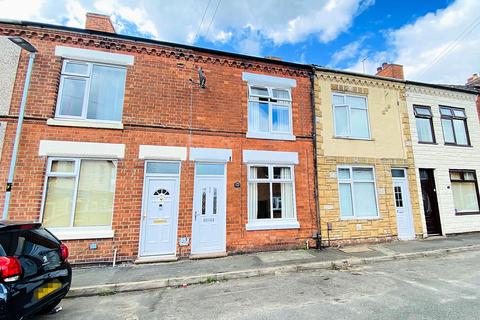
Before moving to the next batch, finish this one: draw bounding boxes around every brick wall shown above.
[0,23,317,263]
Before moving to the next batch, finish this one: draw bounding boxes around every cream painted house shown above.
[314,67,423,245]
[406,83,480,236]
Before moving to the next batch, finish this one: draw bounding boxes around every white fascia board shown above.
[242,72,296,88]
[39,140,125,159]
[243,150,299,164]
[139,145,187,161]
[190,148,232,162]
[55,46,134,66]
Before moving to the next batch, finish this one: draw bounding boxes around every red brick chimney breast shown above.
[85,12,116,33]
[375,62,404,80]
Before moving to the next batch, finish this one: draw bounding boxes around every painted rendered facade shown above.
[406,84,480,235]
[314,70,423,245]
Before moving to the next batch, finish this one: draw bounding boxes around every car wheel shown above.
[36,298,62,315]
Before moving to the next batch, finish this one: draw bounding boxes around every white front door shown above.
[140,177,179,256]
[392,169,415,240]
[191,163,226,255]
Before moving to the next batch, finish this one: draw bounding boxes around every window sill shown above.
[246,220,300,231]
[455,211,480,216]
[47,228,114,240]
[340,216,380,221]
[47,118,124,130]
[444,143,472,147]
[333,136,373,141]
[246,132,296,141]
[418,141,438,145]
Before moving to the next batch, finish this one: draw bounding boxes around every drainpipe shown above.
[309,68,323,249]
[2,51,36,220]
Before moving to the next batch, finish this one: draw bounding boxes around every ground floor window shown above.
[248,165,296,222]
[338,166,379,218]
[42,158,117,228]
[449,170,480,214]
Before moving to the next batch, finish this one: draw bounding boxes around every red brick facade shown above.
[0,22,317,264]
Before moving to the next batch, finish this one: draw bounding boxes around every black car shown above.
[0,221,71,319]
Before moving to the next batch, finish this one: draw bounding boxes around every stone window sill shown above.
[47,118,124,130]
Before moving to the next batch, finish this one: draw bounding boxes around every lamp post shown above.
[2,37,37,220]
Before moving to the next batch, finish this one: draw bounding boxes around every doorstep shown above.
[134,255,178,264]
[189,252,228,260]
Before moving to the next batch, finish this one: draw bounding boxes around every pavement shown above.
[68,233,480,298]
[43,249,480,319]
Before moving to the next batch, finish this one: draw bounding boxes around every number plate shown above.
[34,279,62,300]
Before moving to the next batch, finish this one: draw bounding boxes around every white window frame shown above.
[246,164,299,230]
[39,157,117,240]
[332,92,371,140]
[337,165,380,220]
[246,84,295,141]
[55,59,127,123]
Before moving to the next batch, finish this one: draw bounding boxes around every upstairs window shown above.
[440,107,470,146]
[333,93,370,139]
[449,170,479,214]
[56,60,127,122]
[247,85,293,139]
[414,106,435,143]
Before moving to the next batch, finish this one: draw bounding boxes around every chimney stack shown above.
[375,62,404,80]
[85,13,116,33]
[466,73,480,88]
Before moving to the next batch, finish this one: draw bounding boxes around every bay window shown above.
[42,158,117,231]
[333,93,370,139]
[449,170,479,214]
[56,60,127,122]
[338,166,379,219]
[247,165,298,230]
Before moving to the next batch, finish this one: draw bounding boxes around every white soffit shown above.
[139,145,187,161]
[190,148,232,162]
[39,140,125,159]
[243,150,299,164]
[242,72,296,88]
[55,46,134,66]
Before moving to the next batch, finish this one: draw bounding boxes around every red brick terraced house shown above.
[0,14,318,264]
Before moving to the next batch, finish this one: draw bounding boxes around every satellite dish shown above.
[198,67,206,89]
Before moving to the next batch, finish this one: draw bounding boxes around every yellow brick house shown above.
[313,65,423,245]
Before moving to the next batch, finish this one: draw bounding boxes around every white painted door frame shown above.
[138,161,181,257]
[392,168,415,240]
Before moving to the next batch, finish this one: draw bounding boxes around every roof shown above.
[0,18,309,71]
[1,18,479,96]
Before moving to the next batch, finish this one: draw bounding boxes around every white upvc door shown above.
[140,177,179,257]
[191,163,226,255]
[392,169,415,240]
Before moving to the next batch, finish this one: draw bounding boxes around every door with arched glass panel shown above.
[191,163,226,255]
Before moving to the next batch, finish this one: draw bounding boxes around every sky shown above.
[0,0,478,84]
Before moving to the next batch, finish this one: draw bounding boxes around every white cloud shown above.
[0,0,372,56]
[330,37,367,66]
[346,0,480,84]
